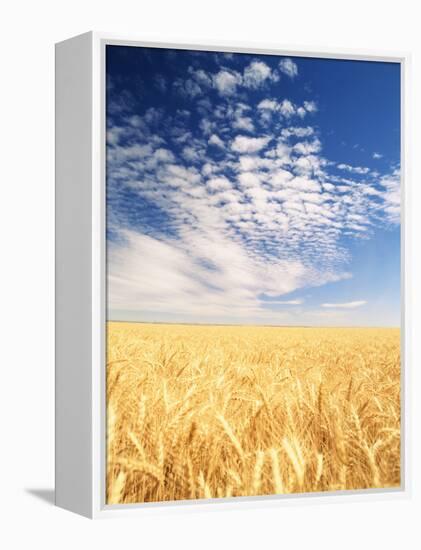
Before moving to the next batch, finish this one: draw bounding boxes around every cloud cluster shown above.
[106,52,400,323]
[173,58,282,100]
[379,168,400,224]
[109,230,347,320]
[258,98,317,121]
[169,57,300,100]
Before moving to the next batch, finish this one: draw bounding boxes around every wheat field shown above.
[106,322,400,504]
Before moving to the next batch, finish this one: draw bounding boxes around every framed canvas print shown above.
[55,32,409,518]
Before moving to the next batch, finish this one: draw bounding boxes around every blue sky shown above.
[106,45,400,327]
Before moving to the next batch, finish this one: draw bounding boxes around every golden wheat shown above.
[106,322,400,504]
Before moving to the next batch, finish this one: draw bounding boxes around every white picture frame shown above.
[55,31,410,519]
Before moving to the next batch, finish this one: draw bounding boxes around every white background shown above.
[0,0,420,548]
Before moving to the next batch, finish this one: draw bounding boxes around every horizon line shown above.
[107,319,400,329]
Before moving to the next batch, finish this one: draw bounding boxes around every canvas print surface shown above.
[105,45,401,504]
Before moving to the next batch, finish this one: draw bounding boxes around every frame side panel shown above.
[55,32,93,518]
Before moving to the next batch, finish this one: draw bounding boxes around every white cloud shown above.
[380,168,400,224]
[296,107,306,118]
[107,127,123,146]
[287,176,321,193]
[279,99,296,117]
[231,135,270,153]
[279,58,298,78]
[173,78,202,98]
[189,67,213,88]
[200,118,215,135]
[293,139,322,155]
[258,99,278,111]
[238,171,261,188]
[337,163,370,175]
[207,176,232,192]
[243,60,272,88]
[258,98,317,120]
[321,300,367,309]
[304,100,318,113]
[153,147,175,163]
[207,61,279,98]
[281,126,314,139]
[373,152,383,159]
[233,115,255,132]
[182,145,201,162]
[108,229,349,321]
[238,156,259,171]
[213,69,242,96]
[208,134,225,149]
[275,142,292,165]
